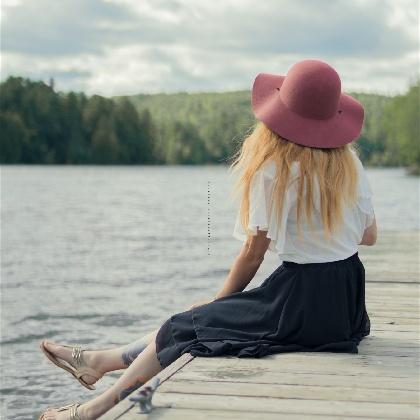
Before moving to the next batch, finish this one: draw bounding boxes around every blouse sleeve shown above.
[232,160,296,254]
[353,151,375,229]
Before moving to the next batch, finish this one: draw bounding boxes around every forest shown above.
[0,76,418,172]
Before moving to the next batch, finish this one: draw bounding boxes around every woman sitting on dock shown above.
[39,59,377,420]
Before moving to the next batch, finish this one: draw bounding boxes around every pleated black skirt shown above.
[155,251,371,369]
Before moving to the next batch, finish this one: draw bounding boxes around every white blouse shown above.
[232,151,375,263]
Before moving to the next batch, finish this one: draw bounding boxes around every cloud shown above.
[1,0,135,55]
[1,0,418,95]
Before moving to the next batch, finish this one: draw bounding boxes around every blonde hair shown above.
[228,121,360,241]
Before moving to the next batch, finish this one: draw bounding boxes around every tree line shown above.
[0,76,418,171]
[0,77,155,164]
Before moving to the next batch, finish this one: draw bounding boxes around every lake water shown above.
[1,165,418,419]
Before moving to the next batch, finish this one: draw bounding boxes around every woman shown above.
[39,59,377,419]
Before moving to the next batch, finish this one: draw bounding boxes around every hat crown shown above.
[279,60,341,120]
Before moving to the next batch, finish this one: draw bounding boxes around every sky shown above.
[0,0,418,97]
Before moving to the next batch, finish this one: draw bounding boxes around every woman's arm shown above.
[359,216,377,246]
[214,229,271,299]
[186,229,271,310]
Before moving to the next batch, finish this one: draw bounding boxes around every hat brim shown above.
[251,73,364,148]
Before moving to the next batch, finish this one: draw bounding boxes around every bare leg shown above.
[42,328,160,385]
[119,330,159,367]
[42,339,164,420]
[88,329,160,371]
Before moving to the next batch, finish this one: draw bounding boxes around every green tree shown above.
[59,92,87,163]
[165,120,206,164]
[0,111,29,163]
[90,116,120,164]
[383,80,420,171]
[114,100,155,164]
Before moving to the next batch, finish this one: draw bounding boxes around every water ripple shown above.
[1,330,63,345]
[11,312,102,325]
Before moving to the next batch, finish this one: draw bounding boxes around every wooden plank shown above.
[118,407,361,420]
[363,346,419,356]
[367,301,419,307]
[172,370,419,391]
[370,324,419,332]
[367,302,419,308]
[185,354,418,377]
[365,331,419,341]
[360,231,419,284]
[357,346,420,357]
[182,364,414,379]
[365,286,419,292]
[367,317,419,325]
[151,393,420,419]
[366,281,419,287]
[366,284,419,292]
[368,313,419,320]
[157,379,418,404]
[366,273,419,284]
[365,278,420,288]
[359,338,419,348]
[367,300,420,306]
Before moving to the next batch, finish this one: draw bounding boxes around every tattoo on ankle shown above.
[114,379,145,405]
[121,341,147,366]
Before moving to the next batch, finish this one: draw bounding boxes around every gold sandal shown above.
[39,402,83,420]
[40,340,103,390]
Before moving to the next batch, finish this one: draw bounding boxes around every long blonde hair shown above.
[228,121,360,241]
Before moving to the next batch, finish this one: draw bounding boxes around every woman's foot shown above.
[40,402,89,420]
[40,400,110,420]
[42,341,104,387]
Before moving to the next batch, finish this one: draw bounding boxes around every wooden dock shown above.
[102,232,419,419]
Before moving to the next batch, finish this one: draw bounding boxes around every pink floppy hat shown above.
[251,59,365,148]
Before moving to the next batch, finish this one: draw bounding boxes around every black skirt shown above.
[155,251,370,369]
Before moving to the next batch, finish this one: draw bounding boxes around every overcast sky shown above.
[1,0,418,96]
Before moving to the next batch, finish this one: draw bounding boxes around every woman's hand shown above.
[186,298,214,311]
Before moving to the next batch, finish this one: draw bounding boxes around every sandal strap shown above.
[70,345,103,383]
[71,346,84,369]
[70,403,83,420]
[57,402,83,420]
[75,366,103,381]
